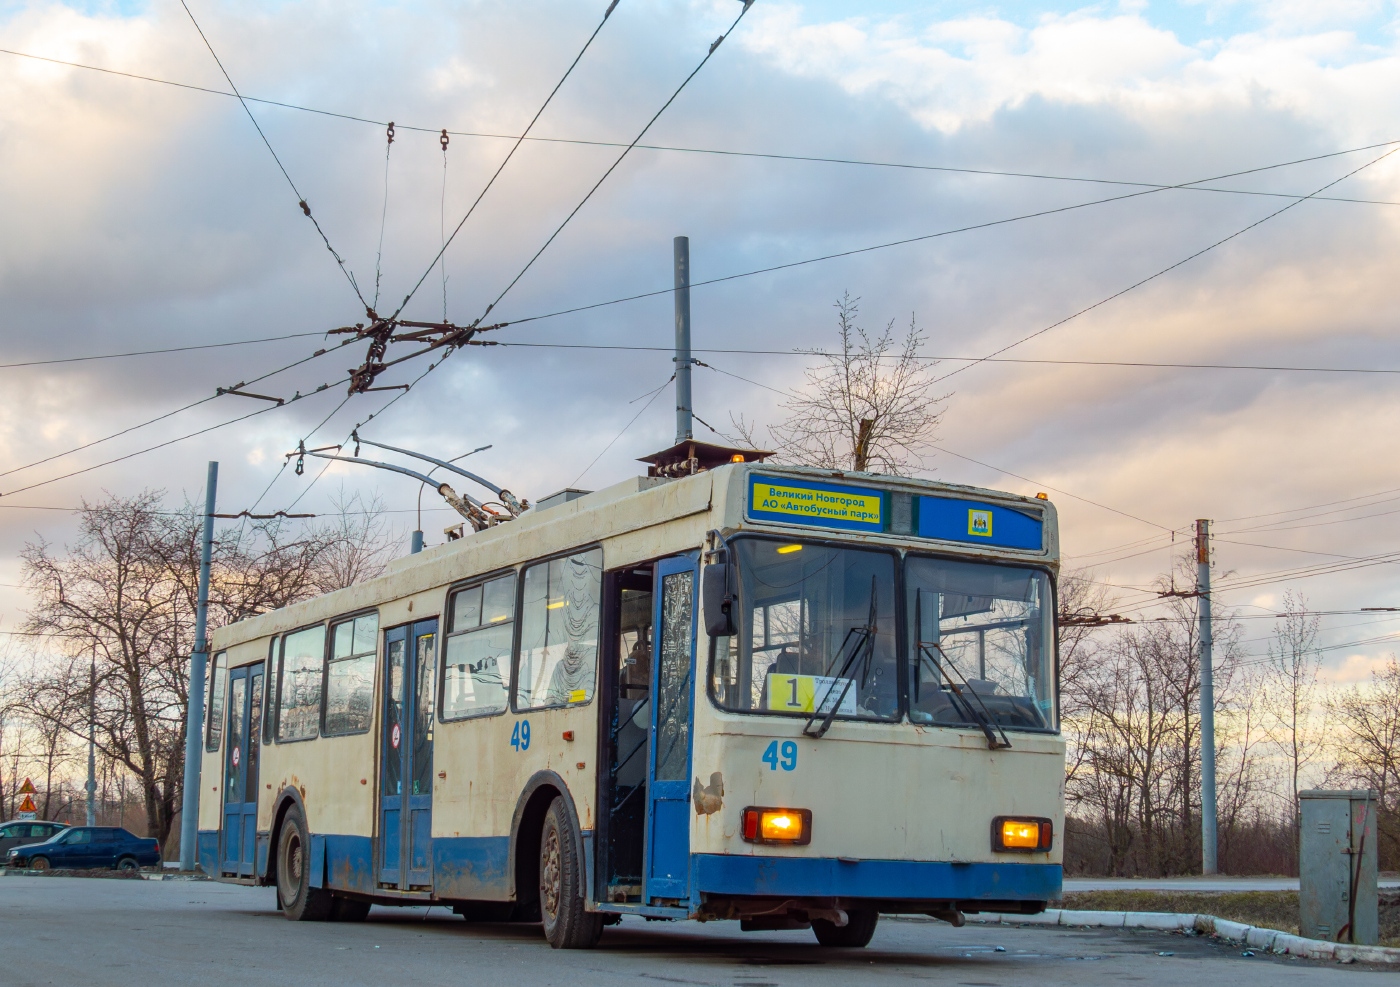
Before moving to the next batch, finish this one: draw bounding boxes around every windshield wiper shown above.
[804,578,879,739]
[917,641,1012,750]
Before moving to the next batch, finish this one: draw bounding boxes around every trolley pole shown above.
[1198,518,1218,875]
[179,461,218,872]
[674,235,693,444]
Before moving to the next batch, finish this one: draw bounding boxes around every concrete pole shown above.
[1198,518,1218,875]
[85,656,96,826]
[673,235,693,444]
[179,462,218,871]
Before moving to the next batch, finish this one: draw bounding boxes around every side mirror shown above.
[702,562,736,638]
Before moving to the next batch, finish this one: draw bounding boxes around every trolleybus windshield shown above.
[710,538,900,721]
[907,556,1055,732]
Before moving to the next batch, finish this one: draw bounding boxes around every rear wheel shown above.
[330,895,371,922]
[812,906,879,948]
[539,797,602,949]
[117,857,140,874]
[276,805,332,921]
[28,856,50,872]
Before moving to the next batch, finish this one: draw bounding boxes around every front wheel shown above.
[539,797,602,949]
[812,906,879,947]
[28,856,50,872]
[277,805,332,921]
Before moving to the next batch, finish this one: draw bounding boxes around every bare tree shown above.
[734,293,948,474]
[309,488,398,594]
[19,489,392,845]
[1260,590,1325,844]
[1327,655,1400,867]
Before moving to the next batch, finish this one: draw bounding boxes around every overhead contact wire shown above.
[177,0,370,314]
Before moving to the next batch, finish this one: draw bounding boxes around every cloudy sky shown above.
[1,0,1398,683]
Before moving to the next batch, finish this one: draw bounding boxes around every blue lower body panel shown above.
[693,855,1061,902]
[325,835,375,895]
[196,830,219,876]
[433,836,511,900]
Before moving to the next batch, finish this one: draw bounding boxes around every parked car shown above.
[0,820,68,854]
[6,825,161,872]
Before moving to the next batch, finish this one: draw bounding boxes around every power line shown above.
[929,143,1400,386]
[0,331,324,370]
[6,47,1398,209]
[492,142,1400,333]
[388,0,623,321]
[478,1,755,325]
[176,0,370,314]
[480,340,1400,375]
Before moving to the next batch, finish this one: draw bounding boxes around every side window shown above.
[94,830,117,843]
[324,613,378,736]
[443,574,516,720]
[205,651,227,751]
[264,635,280,744]
[66,829,92,845]
[515,549,603,711]
[278,624,327,742]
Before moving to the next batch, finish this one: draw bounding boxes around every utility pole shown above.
[179,462,218,872]
[85,656,96,826]
[673,235,693,444]
[1198,518,1218,875]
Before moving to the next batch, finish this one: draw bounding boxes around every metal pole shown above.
[179,462,218,872]
[1198,518,1218,875]
[85,656,96,826]
[673,235,693,444]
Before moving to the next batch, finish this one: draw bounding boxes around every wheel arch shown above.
[509,771,586,912]
[263,786,308,887]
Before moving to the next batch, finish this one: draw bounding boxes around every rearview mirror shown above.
[702,562,736,638]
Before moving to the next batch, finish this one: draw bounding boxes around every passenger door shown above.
[379,619,438,890]
[221,663,263,876]
[644,556,698,903]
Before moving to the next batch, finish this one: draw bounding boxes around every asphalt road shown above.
[2,876,1394,986]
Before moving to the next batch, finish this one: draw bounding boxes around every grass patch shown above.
[1059,890,1400,946]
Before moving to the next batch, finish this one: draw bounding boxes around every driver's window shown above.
[0,825,15,838]
[64,829,91,845]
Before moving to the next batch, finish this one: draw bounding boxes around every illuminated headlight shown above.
[992,816,1053,852]
[741,807,812,846]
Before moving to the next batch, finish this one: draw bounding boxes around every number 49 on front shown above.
[762,740,797,771]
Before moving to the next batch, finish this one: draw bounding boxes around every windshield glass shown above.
[711,539,898,722]
[907,556,1055,731]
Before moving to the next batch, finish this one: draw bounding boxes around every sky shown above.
[1,0,1398,687]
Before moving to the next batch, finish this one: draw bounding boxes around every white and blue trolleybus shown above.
[199,450,1062,948]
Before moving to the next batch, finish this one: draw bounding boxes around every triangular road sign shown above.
[18,794,37,813]
[18,777,36,795]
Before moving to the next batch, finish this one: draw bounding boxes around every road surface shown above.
[1,876,1392,986]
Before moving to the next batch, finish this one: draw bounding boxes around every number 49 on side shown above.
[762,740,797,771]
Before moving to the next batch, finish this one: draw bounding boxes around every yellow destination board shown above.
[748,475,884,532]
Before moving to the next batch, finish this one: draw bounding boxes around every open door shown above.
[644,556,698,903]
[222,662,263,876]
[379,619,437,890]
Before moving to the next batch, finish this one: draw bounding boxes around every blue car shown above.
[6,825,161,872]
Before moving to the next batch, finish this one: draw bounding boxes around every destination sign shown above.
[747,475,885,533]
[917,495,1044,551]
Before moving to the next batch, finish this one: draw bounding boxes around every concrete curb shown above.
[967,909,1400,964]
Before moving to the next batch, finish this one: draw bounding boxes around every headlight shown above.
[741,806,812,846]
[992,816,1053,852]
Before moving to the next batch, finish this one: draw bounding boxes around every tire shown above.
[538,797,602,949]
[812,905,879,948]
[117,857,140,874]
[276,805,333,921]
[330,895,371,922]
[29,856,50,872]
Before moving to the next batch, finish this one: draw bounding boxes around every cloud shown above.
[0,0,1398,674]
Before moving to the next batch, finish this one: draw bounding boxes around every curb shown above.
[966,909,1400,964]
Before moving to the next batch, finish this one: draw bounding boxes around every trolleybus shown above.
[198,453,1063,948]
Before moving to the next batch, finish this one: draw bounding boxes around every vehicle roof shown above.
[2,819,67,826]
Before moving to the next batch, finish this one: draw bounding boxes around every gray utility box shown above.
[1299,790,1378,944]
